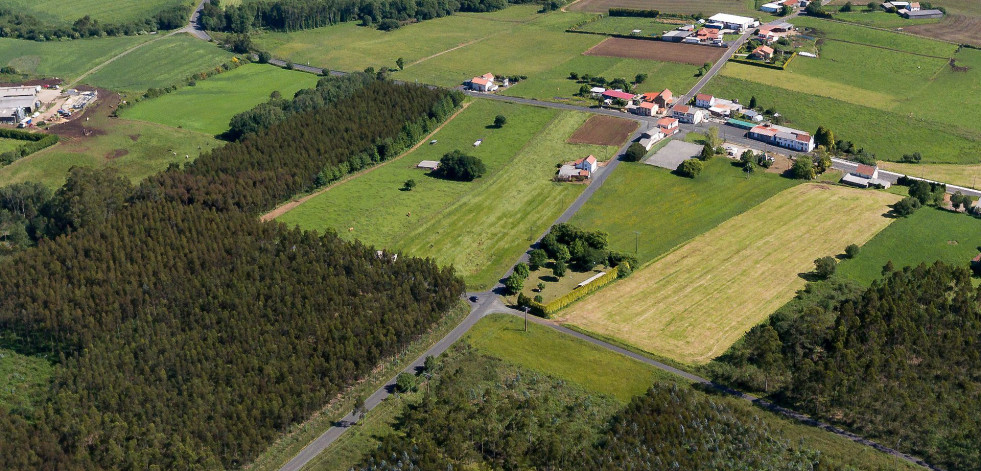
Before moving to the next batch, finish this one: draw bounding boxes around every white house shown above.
[748,123,815,152]
[708,13,756,31]
[671,105,706,124]
[590,86,606,98]
[557,165,589,181]
[632,101,657,116]
[467,73,498,92]
[760,2,782,12]
[639,127,665,150]
[842,164,891,188]
[657,117,679,134]
[574,155,598,173]
[694,93,716,108]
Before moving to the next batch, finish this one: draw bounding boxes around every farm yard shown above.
[567,0,760,17]
[567,115,638,146]
[568,159,798,265]
[277,100,620,289]
[837,207,981,285]
[2,0,194,26]
[121,64,319,135]
[559,184,901,364]
[584,38,727,65]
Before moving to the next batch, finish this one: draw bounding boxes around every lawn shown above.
[84,34,237,92]
[791,16,958,57]
[120,64,319,135]
[880,161,981,189]
[575,16,687,36]
[837,206,981,285]
[0,36,154,81]
[567,0,760,17]
[705,76,981,164]
[3,0,193,26]
[279,100,620,289]
[0,138,24,154]
[0,348,54,413]
[832,10,942,29]
[560,183,901,364]
[568,159,799,266]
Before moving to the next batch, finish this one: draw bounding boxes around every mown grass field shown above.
[0,138,24,154]
[831,10,942,29]
[121,64,319,135]
[0,348,53,413]
[838,207,981,285]
[569,159,798,266]
[575,17,687,36]
[0,36,153,81]
[792,16,958,57]
[879,162,981,189]
[278,100,619,289]
[4,0,193,25]
[85,34,237,91]
[568,0,759,16]
[560,184,901,364]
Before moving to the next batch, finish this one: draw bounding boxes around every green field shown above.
[0,348,53,413]
[832,10,942,28]
[792,16,958,57]
[837,206,981,285]
[0,138,24,154]
[3,0,193,25]
[561,184,901,364]
[0,36,153,81]
[575,16,687,36]
[569,159,798,266]
[85,34,237,91]
[121,64,319,135]
[568,0,760,17]
[279,100,621,289]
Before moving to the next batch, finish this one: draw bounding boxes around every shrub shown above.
[377,19,401,31]
[438,150,486,181]
[395,372,417,393]
[845,244,860,259]
[677,159,703,178]
[813,256,837,279]
[494,114,507,127]
[623,142,647,162]
[892,196,922,217]
[791,156,815,180]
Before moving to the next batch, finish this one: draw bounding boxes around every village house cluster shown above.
[660,13,760,46]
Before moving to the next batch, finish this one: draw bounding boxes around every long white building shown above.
[748,123,815,152]
[708,13,757,31]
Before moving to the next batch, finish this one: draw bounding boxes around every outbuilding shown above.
[416,160,440,170]
[708,13,756,31]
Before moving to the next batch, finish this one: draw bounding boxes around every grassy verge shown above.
[246,302,469,471]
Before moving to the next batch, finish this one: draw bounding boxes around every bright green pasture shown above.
[575,17,686,36]
[837,206,981,285]
[253,5,554,74]
[791,16,958,57]
[121,64,318,135]
[705,76,981,163]
[832,10,942,29]
[85,34,236,91]
[502,54,699,102]
[0,36,153,81]
[568,159,798,266]
[279,100,619,289]
[0,138,24,154]
[3,0,193,26]
[0,348,53,413]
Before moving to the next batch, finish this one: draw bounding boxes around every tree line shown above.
[711,262,981,470]
[0,5,191,41]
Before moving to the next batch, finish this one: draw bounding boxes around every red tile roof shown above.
[585,155,597,164]
[658,89,672,100]
[695,93,713,102]
[639,102,656,109]
[603,90,636,101]
[470,77,490,85]
[753,45,774,55]
[481,73,494,80]
[673,104,691,113]
[972,253,981,263]
[795,133,812,142]
[657,117,678,127]
[856,164,877,175]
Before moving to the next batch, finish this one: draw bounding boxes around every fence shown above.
[527,265,622,316]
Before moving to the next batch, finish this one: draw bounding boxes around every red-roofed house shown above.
[695,94,716,108]
[574,155,599,173]
[748,123,815,151]
[671,105,706,124]
[634,101,658,116]
[650,89,673,108]
[751,45,774,61]
[696,28,721,41]
[757,23,794,42]
[657,117,679,135]
[602,90,637,102]
[909,1,920,10]
[853,164,878,179]
[467,75,498,92]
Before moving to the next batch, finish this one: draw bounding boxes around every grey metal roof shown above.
[0,96,37,110]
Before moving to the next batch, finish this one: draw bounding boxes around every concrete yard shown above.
[645,139,703,170]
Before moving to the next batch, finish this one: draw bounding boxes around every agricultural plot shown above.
[568,159,798,265]
[3,0,193,25]
[278,101,619,288]
[879,162,981,190]
[560,184,900,364]
[905,15,981,46]
[584,38,726,65]
[84,34,237,92]
[121,64,319,135]
[575,17,689,36]
[567,115,638,146]
[837,207,981,285]
[831,10,942,29]
[791,16,958,57]
[0,36,153,82]
[567,0,759,17]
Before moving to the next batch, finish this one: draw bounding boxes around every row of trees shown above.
[199,0,519,33]
[710,262,981,470]
[0,6,190,41]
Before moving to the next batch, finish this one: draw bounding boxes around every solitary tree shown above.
[700,144,715,161]
[740,150,756,167]
[749,95,758,109]
[402,179,416,191]
[743,160,756,174]
[893,196,922,217]
[438,150,486,181]
[845,243,861,259]
[707,126,722,148]
[494,114,507,127]
[537,282,545,292]
[840,1,853,12]
[623,142,647,162]
[396,57,405,70]
[814,256,837,279]
[634,73,648,84]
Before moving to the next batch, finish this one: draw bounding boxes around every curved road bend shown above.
[181,0,213,41]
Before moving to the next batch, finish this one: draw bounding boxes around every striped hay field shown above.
[557,183,900,364]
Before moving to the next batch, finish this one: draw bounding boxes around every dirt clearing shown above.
[904,15,981,47]
[567,115,638,147]
[584,37,726,65]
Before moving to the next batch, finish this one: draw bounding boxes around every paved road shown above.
[179,0,213,41]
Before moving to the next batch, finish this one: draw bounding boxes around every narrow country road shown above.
[179,0,213,41]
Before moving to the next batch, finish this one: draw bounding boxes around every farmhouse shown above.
[696,28,722,42]
[657,117,679,135]
[575,155,599,173]
[900,8,943,18]
[760,2,783,13]
[841,164,892,188]
[748,123,815,151]
[708,13,756,31]
[661,30,692,42]
[466,73,498,92]
[631,101,658,116]
[751,45,775,61]
[645,89,673,108]
[603,90,636,103]
[416,160,440,170]
[557,165,589,181]
[695,94,716,108]
[908,1,920,10]
[758,23,794,42]
[671,105,706,124]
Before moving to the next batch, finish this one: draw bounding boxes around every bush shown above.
[844,244,860,259]
[494,114,507,127]
[257,50,272,63]
[377,19,401,31]
[395,372,417,393]
[791,156,815,180]
[623,142,647,162]
[504,274,524,294]
[813,256,837,279]
[402,179,416,191]
[677,159,703,178]
[901,152,922,164]
[438,150,486,181]
[892,196,922,217]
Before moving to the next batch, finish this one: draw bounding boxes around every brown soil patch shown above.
[947,240,959,245]
[129,134,141,142]
[567,115,638,146]
[766,153,793,174]
[904,15,981,47]
[584,37,726,65]
[47,87,119,139]
[105,149,129,160]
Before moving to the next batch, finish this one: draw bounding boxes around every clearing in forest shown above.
[558,184,900,364]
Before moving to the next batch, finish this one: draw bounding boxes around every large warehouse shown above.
[0,86,40,125]
[708,13,757,31]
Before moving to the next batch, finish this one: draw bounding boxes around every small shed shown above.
[417,160,440,170]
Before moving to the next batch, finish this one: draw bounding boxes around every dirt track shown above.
[567,115,638,146]
[584,37,726,65]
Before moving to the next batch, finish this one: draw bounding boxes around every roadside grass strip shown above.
[559,183,901,364]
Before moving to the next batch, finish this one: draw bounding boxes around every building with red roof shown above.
[748,123,815,151]
[602,90,637,102]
